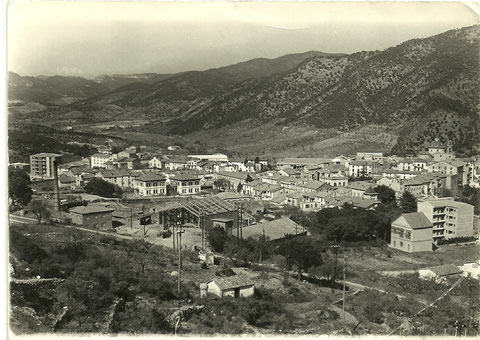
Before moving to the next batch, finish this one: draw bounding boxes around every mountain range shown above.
[8,25,480,156]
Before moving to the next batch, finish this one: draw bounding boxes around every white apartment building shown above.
[91,153,115,168]
[417,198,474,242]
[348,161,374,177]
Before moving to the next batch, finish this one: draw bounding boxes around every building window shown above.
[400,241,403,247]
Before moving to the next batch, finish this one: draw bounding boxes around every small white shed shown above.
[206,276,255,298]
[418,264,463,283]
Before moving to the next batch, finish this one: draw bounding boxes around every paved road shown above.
[9,215,38,224]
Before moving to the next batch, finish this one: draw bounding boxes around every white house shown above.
[90,153,115,168]
[418,264,463,283]
[149,157,163,169]
[133,173,167,196]
[206,276,255,298]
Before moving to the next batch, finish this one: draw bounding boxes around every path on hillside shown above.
[10,214,135,241]
[11,277,65,284]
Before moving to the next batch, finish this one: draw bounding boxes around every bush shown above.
[437,236,476,245]
[162,230,172,238]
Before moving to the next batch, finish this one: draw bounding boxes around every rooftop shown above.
[278,158,331,166]
[31,153,62,158]
[157,196,237,216]
[91,153,112,158]
[401,212,433,230]
[208,275,254,290]
[136,173,166,182]
[241,218,305,241]
[69,205,115,215]
[426,264,462,277]
[172,174,200,181]
[348,181,376,191]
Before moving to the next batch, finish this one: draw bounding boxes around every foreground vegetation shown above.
[9,221,479,335]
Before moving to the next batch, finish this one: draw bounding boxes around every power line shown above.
[388,276,466,335]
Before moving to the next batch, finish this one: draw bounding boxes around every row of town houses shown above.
[20,139,480,203]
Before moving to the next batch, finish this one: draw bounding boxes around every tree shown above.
[111,145,124,154]
[441,188,454,197]
[374,185,397,205]
[206,226,228,252]
[457,186,480,214]
[213,178,229,191]
[84,178,122,198]
[28,200,51,224]
[236,183,243,193]
[8,168,33,207]
[278,236,323,280]
[400,191,417,213]
[246,174,255,183]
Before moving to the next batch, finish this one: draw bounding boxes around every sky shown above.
[7,1,480,78]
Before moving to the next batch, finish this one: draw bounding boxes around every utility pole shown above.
[236,204,240,241]
[130,207,133,229]
[239,203,243,241]
[331,244,340,294]
[200,211,204,251]
[342,255,348,323]
[177,229,185,295]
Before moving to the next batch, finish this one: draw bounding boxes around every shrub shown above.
[437,236,476,245]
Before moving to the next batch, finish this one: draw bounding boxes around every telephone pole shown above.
[331,244,340,294]
[236,203,240,241]
[200,211,205,251]
[342,255,348,323]
[239,203,243,241]
[177,229,185,295]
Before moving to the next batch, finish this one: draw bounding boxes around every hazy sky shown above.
[7,1,479,78]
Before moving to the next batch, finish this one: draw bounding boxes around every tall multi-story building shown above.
[417,198,474,242]
[29,153,62,179]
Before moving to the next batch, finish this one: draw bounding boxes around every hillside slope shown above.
[8,72,110,104]
[172,25,480,155]
[28,51,337,124]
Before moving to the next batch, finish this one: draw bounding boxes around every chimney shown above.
[52,159,60,212]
